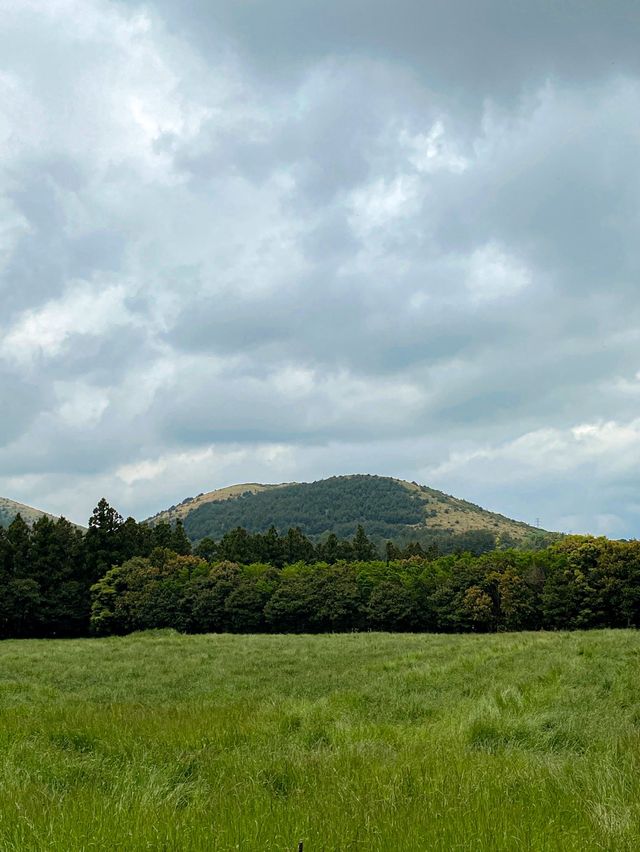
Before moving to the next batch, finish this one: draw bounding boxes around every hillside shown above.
[147,475,557,551]
[0,497,62,528]
[145,482,283,525]
[0,497,87,531]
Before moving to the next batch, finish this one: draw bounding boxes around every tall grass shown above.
[0,630,639,849]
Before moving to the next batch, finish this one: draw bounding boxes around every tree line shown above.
[2,498,640,637]
[0,498,421,637]
[91,536,640,635]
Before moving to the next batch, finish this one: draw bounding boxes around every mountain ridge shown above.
[145,474,556,550]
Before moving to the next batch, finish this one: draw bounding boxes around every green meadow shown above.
[1,630,640,850]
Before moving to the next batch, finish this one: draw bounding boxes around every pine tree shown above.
[284,527,315,564]
[84,498,124,582]
[352,525,377,561]
[151,522,173,549]
[119,516,151,561]
[6,514,31,577]
[170,519,192,555]
[319,532,340,564]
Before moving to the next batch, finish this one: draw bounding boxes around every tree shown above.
[496,567,538,631]
[194,537,217,562]
[461,586,494,632]
[385,541,399,563]
[283,527,315,564]
[170,520,192,556]
[352,525,377,561]
[317,533,340,563]
[402,541,425,559]
[6,514,30,577]
[0,527,11,583]
[30,515,87,635]
[367,580,416,630]
[90,552,205,635]
[85,498,124,582]
[225,579,269,632]
[217,528,256,564]
[151,522,173,549]
[258,526,284,566]
[541,564,577,629]
[266,564,363,632]
[181,561,243,633]
[119,517,152,561]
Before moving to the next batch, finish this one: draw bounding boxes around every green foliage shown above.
[367,579,417,630]
[86,534,640,636]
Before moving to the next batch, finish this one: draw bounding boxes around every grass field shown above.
[1,631,640,850]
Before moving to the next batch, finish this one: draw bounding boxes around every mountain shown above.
[146,475,557,551]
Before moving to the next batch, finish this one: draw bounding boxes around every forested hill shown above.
[147,475,556,551]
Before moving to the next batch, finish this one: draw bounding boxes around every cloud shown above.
[422,419,640,536]
[1,280,135,365]
[0,0,640,535]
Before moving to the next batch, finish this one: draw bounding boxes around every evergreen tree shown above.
[318,532,340,564]
[258,526,284,566]
[352,525,377,561]
[151,522,173,549]
[119,517,151,561]
[385,541,399,563]
[170,519,192,555]
[6,514,31,577]
[217,527,255,563]
[85,498,124,582]
[0,526,11,577]
[283,527,315,564]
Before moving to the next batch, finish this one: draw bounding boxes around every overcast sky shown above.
[2,0,640,533]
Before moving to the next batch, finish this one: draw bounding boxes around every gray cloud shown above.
[129,1,640,103]
[1,0,640,534]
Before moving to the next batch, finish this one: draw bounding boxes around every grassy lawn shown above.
[0,630,639,850]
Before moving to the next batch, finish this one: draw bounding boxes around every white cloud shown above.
[55,381,110,428]
[402,121,469,175]
[348,175,422,234]
[465,242,531,302]
[0,281,134,365]
[426,419,640,488]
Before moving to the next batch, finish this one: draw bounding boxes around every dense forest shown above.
[91,536,640,635]
[182,476,425,540]
[1,498,640,637]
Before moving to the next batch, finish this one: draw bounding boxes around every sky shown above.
[2,0,640,534]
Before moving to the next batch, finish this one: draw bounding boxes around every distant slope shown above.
[145,483,286,525]
[0,497,66,528]
[146,475,557,550]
